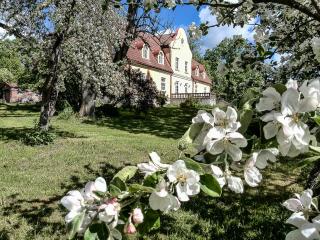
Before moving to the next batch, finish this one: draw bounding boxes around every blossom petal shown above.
[244,166,262,187]
[283,198,303,212]
[94,177,107,193]
[227,176,243,193]
[206,139,224,155]
[225,143,242,161]
[263,122,279,139]
[286,212,309,228]
[176,183,190,202]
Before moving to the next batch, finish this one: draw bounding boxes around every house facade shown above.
[127,28,213,104]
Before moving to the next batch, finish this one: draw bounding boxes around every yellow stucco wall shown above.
[194,82,211,94]
[131,65,171,97]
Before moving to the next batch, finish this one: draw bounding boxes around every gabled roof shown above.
[191,60,212,85]
[126,32,177,73]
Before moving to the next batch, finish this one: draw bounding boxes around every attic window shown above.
[181,38,184,44]
[195,66,199,76]
[202,71,206,79]
[158,51,164,64]
[142,44,150,59]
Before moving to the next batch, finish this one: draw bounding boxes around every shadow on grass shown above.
[83,107,201,139]
[0,127,86,143]
[0,103,41,113]
[1,162,120,239]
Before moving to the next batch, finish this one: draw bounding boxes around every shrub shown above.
[57,101,75,120]
[95,104,120,118]
[156,94,168,107]
[23,129,56,146]
[180,97,200,108]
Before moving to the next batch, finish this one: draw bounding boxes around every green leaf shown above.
[310,146,320,153]
[184,158,204,175]
[272,83,287,94]
[109,228,122,240]
[110,177,127,191]
[312,115,320,126]
[68,211,86,240]
[84,223,109,240]
[137,209,160,234]
[129,184,154,193]
[239,88,259,107]
[113,166,138,182]
[178,123,204,151]
[200,174,222,197]
[238,103,253,134]
[297,155,320,168]
[143,172,159,187]
[109,184,122,197]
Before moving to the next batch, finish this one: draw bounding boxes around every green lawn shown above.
[0,103,304,239]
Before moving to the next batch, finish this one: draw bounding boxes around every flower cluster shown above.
[256,79,319,157]
[283,189,320,240]
[61,152,220,239]
[190,106,279,193]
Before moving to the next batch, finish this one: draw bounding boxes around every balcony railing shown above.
[171,93,211,99]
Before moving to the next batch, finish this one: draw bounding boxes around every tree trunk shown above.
[113,2,138,63]
[38,0,77,130]
[79,83,96,117]
[306,161,320,196]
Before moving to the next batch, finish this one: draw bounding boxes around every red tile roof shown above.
[191,59,212,85]
[127,31,212,86]
[127,32,176,73]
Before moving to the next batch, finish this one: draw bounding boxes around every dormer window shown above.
[195,66,199,76]
[202,71,206,79]
[181,38,184,44]
[158,51,164,64]
[142,44,150,59]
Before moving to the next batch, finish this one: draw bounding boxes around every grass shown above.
[0,103,305,240]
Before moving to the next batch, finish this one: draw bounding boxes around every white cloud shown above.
[199,7,255,51]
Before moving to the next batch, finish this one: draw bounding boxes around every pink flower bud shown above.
[132,208,144,224]
[124,222,136,234]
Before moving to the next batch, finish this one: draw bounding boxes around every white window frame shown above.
[158,51,164,64]
[161,77,166,92]
[175,57,179,71]
[185,61,188,73]
[195,66,199,76]
[175,81,179,93]
[184,83,188,93]
[202,71,206,79]
[142,44,150,59]
[204,87,207,93]
[195,83,198,93]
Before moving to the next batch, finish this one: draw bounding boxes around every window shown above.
[202,71,206,79]
[204,87,207,93]
[181,38,184,44]
[158,51,164,64]
[142,44,149,59]
[175,81,179,93]
[195,84,198,93]
[161,77,166,92]
[195,66,199,76]
[185,61,188,73]
[175,57,179,71]
[184,83,188,93]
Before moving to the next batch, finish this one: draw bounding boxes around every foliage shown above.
[203,36,268,103]
[180,97,200,109]
[121,69,162,114]
[57,101,75,120]
[23,128,56,146]
[95,104,120,118]
[0,68,15,83]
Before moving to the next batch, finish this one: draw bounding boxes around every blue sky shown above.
[157,6,256,52]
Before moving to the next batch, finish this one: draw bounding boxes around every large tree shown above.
[203,36,270,103]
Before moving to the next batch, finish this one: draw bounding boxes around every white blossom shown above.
[211,106,241,134]
[166,160,201,201]
[283,189,313,213]
[81,177,107,201]
[61,190,85,223]
[256,87,281,112]
[251,148,279,169]
[206,130,247,162]
[226,175,244,194]
[210,165,226,188]
[244,156,262,187]
[149,180,180,212]
[137,152,170,176]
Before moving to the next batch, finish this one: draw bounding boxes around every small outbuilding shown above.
[0,82,19,103]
